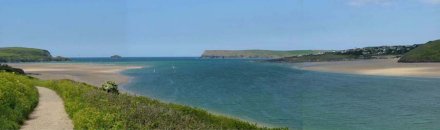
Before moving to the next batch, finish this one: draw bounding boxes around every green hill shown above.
[201,50,327,59]
[0,47,69,62]
[398,40,440,62]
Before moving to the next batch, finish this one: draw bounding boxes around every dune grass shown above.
[0,72,39,130]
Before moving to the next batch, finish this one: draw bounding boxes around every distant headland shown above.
[201,50,328,59]
[0,47,70,62]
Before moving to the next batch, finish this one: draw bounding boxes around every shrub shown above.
[0,72,39,130]
[101,81,119,94]
[0,64,25,75]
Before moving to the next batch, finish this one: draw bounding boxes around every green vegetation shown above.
[271,44,420,63]
[1,72,282,129]
[101,81,119,94]
[201,50,327,59]
[0,47,70,62]
[398,40,440,62]
[0,64,25,75]
[0,47,52,62]
[39,80,280,129]
[0,72,39,130]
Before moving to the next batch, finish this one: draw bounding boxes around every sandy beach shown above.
[10,63,143,87]
[296,58,440,78]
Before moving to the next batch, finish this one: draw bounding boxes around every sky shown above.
[0,0,439,57]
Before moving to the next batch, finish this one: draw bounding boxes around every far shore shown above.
[9,63,144,87]
[295,58,440,78]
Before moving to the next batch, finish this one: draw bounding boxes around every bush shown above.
[101,81,119,94]
[0,72,39,130]
[0,64,25,75]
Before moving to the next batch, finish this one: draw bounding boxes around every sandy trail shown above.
[21,87,73,130]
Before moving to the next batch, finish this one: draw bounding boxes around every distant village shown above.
[334,44,421,56]
[300,44,421,57]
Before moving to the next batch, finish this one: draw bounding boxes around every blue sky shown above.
[0,0,439,57]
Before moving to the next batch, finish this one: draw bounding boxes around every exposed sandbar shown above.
[296,59,440,78]
[10,63,143,87]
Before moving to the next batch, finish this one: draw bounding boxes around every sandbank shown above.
[296,58,440,78]
[10,63,143,87]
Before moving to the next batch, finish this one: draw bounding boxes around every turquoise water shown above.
[73,58,440,129]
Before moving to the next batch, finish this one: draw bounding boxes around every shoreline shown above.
[9,63,144,87]
[9,63,276,128]
[294,58,440,78]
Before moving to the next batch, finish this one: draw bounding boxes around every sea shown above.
[71,57,440,130]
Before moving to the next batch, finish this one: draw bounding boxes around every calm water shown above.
[72,58,440,130]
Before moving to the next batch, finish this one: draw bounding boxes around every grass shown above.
[0,72,39,130]
[39,79,281,129]
[398,40,440,62]
[0,72,284,129]
[0,47,53,62]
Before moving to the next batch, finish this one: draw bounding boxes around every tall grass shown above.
[0,72,39,130]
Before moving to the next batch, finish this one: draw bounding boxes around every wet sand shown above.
[10,63,143,87]
[296,59,440,78]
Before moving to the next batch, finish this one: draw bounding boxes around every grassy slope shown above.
[202,50,326,58]
[0,72,283,129]
[0,73,39,130]
[398,40,440,62]
[0,47,52,62]
[39,80,281,129]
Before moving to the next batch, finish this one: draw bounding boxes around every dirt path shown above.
[21,87,73,130]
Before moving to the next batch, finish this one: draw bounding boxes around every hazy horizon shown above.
[1,0,439,57]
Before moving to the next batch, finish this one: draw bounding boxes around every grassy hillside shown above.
[0,47,70,62]
[201,50,327,59]
[0,47,53,62]
[398,40,440,62]
[0,72,283,129]
[0,73,39,130]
